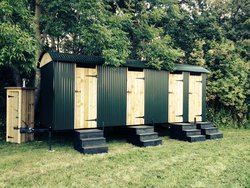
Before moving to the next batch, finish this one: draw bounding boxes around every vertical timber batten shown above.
[127,69,145,125]
[75,66,97,129]
[168,72,184,123]
[202,73,207,121]
[183,72,189,122]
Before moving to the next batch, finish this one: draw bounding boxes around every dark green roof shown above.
[39,51,209,73]
[173,64,209,73]
[39,51,105,65]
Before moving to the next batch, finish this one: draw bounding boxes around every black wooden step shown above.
[201,127,218,134]
[142,139,162,147]
[170,123,196,131]
[195,122,213,129]
[80,137,106,147]
[127,132,158,142]
[206,133,223,140]
[127,126,154,134]
[182,129,201,137]
[75,129,103,139]
[76,145,108,154]
[131,138,162,147]
[187,135,206,142]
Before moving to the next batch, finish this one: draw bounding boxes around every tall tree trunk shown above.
[34,0,42,119]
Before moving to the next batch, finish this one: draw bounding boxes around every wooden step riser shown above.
[80,139,106,147]
[182,131,201,137]
[187,136,206,142]
[128,128,154,134]
[130,140,162,147]
[128,134,158,141]
[75,146,108,154]
[201,129,218,134]
[197,124,213,129]
[171,125,196,131]
[142,140,162,147]
[206,134,223,140]
[76,132,104,139]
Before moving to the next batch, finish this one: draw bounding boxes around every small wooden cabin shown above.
[38,51,209,131]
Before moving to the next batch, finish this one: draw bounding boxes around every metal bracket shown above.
[86,119,97,122]
[86,75,98,78]
[175,115,183,117]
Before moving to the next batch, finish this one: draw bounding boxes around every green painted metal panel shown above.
[54,62,75,130]
[183,72,189,122]
[97,66,127,127]
[202,73,207,121]
[39,63,54,128]
[145,69,168,124]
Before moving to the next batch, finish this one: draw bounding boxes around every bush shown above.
[207,105,250,129]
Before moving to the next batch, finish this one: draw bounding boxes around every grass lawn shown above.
[0,129,249,188]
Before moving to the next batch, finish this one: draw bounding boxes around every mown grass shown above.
[0,129,249,188]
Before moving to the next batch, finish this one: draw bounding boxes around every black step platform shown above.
[195,122,223,140]
[74,129,108,154]
[127,126,162,147]
[170,122,205,142]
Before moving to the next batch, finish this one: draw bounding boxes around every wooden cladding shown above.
[75,66,97,129]
[168,73,184,123]
[6,88,35,144]
[188,74,202,122]
[127,70,145,125]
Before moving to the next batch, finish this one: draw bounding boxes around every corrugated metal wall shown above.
[97,66,127,127]
[144,69,168,124]
[54,62,75,130]
[39,63,54,128]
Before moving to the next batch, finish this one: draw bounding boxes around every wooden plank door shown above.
[168,73,183,122]
[189,74,202,122]
[75,66,97,129]
[127,70,145,125]
[6,90,21,143]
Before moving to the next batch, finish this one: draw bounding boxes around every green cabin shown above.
[38,51,209,131]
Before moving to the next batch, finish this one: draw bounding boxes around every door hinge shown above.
[8,95,14,98]
[195,115,202,116]
[136,77,145,80]
[196,81,202,83]
[127,91,132,93]
[8,136,14,139]
[136,116,144,119]
[75,90,81,93]
[86,119,97,122]
[168,92,174,94]
[175,115,183,117]
[86,75,98,78]
[188,92,193,94]
[176,80,183,81]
